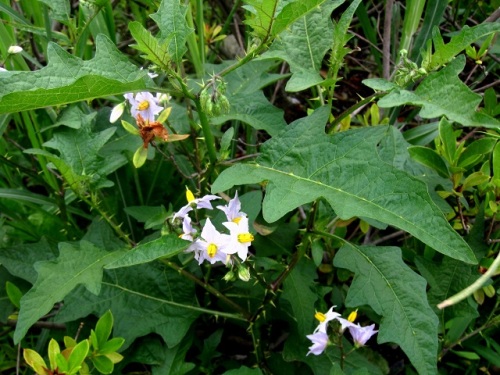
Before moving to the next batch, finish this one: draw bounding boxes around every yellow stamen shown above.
[207,243,218,258]
[348,309,358,323]
[232,217,242,224]
[237,233,254,243]
[186,188,195,203]
[138,100,150,111]
[315,312,326,322]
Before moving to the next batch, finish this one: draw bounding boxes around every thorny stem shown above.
[160,258,251,320]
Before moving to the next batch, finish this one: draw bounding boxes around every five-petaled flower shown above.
[217,191,247,223]
[223,217,254,261]
[173,188,220,221]
[348,324,378,348]
[313,306,341,333]
[125,92,164,122]
[189,218,231,265]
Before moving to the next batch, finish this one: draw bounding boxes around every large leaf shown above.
[212,106,476,264]
[280,257,318,338]
[106,235,190,269]
[56,263,200,349]
[333,244,439,375]
[150,0,192,65]
[374,56,500,128]
[415,257,479,321]
[38,0,70,23]
[14,240,126,343]
[0,35,152,114]
[262,1,343,92]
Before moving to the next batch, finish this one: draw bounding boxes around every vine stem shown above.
[437,249,500,309]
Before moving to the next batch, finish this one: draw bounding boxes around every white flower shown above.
[8,45,23,54]
[190,218,231,265]
[306,331,329,356]
[313,306,341,333]
[223,217,254,261]
[109,102,125,123]
[217,191,247,223]
[348,324,377,347]
[172,189,220,221]
[125,92,164,122]
[180,216,197,241]
[0,67,7,72]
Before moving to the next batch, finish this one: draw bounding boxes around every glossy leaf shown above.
[95,310,114,348]
[13,241,126,343]
[212,106,476,264]
[334,244,439,375]
[0,35,152,114]
[378,56,500,128]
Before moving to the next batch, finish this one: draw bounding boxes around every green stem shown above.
[437,249,500,309]
[194,99,218,170]
[329,92,385,132]
[161,259,251,319]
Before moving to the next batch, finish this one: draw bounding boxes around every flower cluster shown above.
[306,306,378,356]
[173,189,254,279]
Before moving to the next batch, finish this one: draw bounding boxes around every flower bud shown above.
[8,45,23,54]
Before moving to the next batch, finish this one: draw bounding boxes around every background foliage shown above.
[1,0,500,374]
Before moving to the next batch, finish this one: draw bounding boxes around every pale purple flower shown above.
[172,193,220,221]
[190,218,231,265]
[180,216,197,241]
[348,324,378,347]
[217,191,247,223]
[336,317,357,332]
[313,306,341,333]
[223,217,254,261]
[306,331,329,356]
[125,92,164,122]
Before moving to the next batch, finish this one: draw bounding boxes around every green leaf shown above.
[43,121,116,176]
[280,257,318,338]
[243,0,279,40]
[223,367,264,375]
[67,339,90,374]
[99,337,125,355]
[209,60,286,136]
[91,354,114,374]
[129,21,171,71]
[150,0,192,65]
[424,22,500,71]
[333,244,439,375]
[56,263,200,349]
[415,256,479,322]
[378,56,500,128]
[106,235,189,269]
[212,106,476,264]
[95,310,114,348]
[5,281,22,309]
[262,1,342,92]
[0,35,152,114]
[38,0,70,23]
[13,241,126,343]
[408,146,449,178]
[457,138,496,169]
[271,0,332,37]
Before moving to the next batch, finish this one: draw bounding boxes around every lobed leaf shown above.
[0,35,152,114]
[425,22,500,71]
[262,1,343,91]
[377,56,500,128]
[150,0,192,65]
[333,244,439,375]
[212,106,476,264]
[13,241,126,343]
[129,21,171,71]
